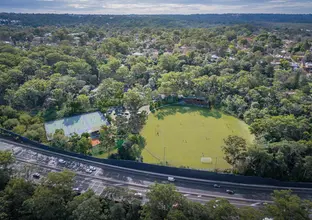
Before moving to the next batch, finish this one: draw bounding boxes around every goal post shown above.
[200,157,212,164]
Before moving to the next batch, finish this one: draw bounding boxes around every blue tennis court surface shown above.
[44,111,109,140]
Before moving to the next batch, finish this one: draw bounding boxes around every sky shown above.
[1,0,312,14]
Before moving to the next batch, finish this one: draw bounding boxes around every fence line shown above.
[1,127,312,188]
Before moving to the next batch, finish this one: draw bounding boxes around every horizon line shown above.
[1,12,312,16]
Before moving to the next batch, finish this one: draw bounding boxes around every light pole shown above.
[164,146,166,164]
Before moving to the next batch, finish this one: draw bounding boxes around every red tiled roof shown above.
[91,139,100,147]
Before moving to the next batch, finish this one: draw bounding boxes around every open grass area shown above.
[141,105,254,170]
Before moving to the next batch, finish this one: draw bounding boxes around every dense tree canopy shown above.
[0,17,312,181]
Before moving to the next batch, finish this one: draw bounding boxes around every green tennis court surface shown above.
[141,106,254,170]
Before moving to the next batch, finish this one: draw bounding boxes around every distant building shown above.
[304,62,312,73]
[211,55,220,62]
[133,52,144,56]
[271,61,281,66]
[44,111,110,140]
[182,97,209,107]
[291,62,299,70]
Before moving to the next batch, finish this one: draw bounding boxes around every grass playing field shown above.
[141,105,254,170]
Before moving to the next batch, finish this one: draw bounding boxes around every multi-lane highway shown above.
[1,138,312,207]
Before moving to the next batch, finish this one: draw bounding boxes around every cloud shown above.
[0,0,312,14]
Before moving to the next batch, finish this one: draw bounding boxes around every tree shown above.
[222,135,247,167]
[131,62,147,83]
[0,151,15,190]
[24,186,70,220]
[72,196,105,220]
[77,136,92,154]
[50,129,70,150]
[95,78,124,110]
[206,198,239,220]
[110,203,126,220]
[0,178,35,220]
[3,118,20,130]
[19,113,32,127]
[303,156,312,180]
[76,94,90,112]
[242,144,273,177]
[24,170,76,220]
[12,79,49,110]
[250,115,309,142]
[166,209,188,220]
[116,134,146,161]
[158,54,178,72]
[280,59,290,70]
[239,207,265,220]
[179,201,211,220]
[128,111,148,134]
[107,58,121,74]
[99,125,116,156]
[116,66,130,81]
[54,61,69,75]
[142,183,185,220]
[265,190,312,220]
[123,86,151,113]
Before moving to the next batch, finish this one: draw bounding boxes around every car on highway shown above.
[168,176,175,182]
[32,173,41,179]
[213,184,221,188]
[226,189,235,195]
[134,192,143,198]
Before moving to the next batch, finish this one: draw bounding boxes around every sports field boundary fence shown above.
[1,127,312,188]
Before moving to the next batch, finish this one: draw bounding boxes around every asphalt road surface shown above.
[2,139,312,207]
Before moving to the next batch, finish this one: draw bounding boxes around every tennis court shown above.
[44,111,109,140]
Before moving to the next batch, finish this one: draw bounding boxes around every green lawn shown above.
[141,106,254,170]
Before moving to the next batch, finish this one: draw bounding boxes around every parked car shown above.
[86,169,93,174]
[33,173,41,179]
[226,189,235,195]
[72,187,81,195]
[168,177,175,182]
[89,166,96,171]
[58,159,66,164]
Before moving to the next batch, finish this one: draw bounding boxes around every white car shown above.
[89,166,96,171]
[58,159,66,164]
[168,177,175,182]
[134,192,143,198]
[86,169,93,174]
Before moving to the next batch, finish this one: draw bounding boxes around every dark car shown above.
[226,189,235,195]
[33,173,41,179]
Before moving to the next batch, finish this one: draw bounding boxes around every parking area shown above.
[3,141,152,197]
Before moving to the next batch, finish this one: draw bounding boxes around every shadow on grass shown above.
[154,105,222,120]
